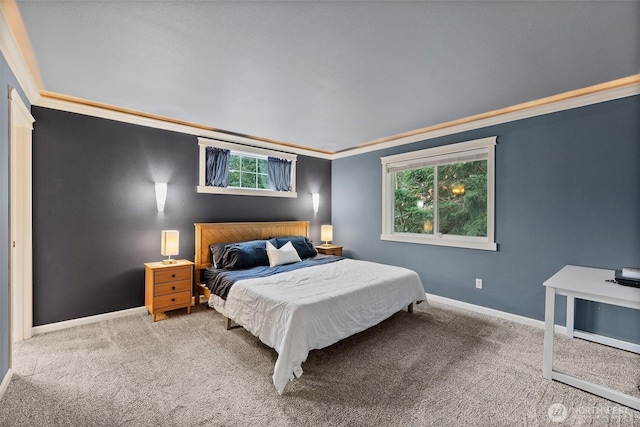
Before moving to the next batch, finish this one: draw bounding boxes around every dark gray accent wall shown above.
[32,107,331,326]
[1,53,31,382]
[333,96,640,344]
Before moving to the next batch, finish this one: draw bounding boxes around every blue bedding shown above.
[204,254,344,300]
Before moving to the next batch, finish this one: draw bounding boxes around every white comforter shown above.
[209,258,425,394]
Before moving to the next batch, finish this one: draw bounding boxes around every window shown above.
[229,154,270,190]
[381,136,496,250]
[197,138,297,198]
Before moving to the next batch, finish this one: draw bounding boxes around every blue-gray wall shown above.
[333,95,640,344]
[32,107,331,326]
[1,53,31,384]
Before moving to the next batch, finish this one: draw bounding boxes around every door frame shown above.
[8,87,34,357]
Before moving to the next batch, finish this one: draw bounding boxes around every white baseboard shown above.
[32,306,148,336]
[0,368,12,402]
[425,293,568,335]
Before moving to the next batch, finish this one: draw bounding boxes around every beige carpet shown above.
[1,301,638,426]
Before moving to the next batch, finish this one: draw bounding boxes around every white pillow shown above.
[266,240,301,267]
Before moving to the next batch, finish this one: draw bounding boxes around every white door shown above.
[9,88,34,346]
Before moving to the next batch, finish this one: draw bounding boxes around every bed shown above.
[194,221,426,394]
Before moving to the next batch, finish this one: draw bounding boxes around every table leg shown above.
[566,295,574,338]
[543,286,555,380]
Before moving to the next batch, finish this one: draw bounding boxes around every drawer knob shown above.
[172,274,176,278]
[171,298,175,302]
[172,286,176,291]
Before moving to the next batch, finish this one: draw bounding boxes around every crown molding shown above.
[34,74,640,161]
[35,92,333,160]
[0,1,41,103]
[20,73,640,163]
[334,74,640,159]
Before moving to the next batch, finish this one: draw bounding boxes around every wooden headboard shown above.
[193,221,310,283]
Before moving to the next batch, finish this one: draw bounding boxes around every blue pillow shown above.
[272,236,317,259]
[222,240,270,270]
[209,243,228,269]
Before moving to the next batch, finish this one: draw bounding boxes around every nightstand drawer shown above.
[154,266,191,284]
[317,245,343,256]
[321,248,341,256]
[154,291,191,310]
[155,279,191,297]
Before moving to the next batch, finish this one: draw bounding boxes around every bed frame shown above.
[193,221,311,317]
[193,220,413,330]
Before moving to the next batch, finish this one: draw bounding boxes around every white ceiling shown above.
[15,1,640,153]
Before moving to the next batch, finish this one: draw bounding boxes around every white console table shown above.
[543,265,640,411]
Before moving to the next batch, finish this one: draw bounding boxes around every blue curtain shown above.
[205,147,230,187]
[268,157,292,191]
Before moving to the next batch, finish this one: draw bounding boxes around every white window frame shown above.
[197,137,297,198]
[381,136,497,251]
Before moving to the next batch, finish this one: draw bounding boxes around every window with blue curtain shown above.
[198,137,297,198]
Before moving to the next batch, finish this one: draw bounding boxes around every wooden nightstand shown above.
[317,245,343,256]
[144,259,194,322]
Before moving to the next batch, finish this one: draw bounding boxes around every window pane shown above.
[229,171,241,187]
[393,167,435,234]
[258,173,270,189]
[241,156,257,172]
[241,172,257,188]
[437,160,487,237]
[258,159,269,174]
[228,154,275,190]
[229,154,241,171]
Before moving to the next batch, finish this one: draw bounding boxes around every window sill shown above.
[197,185,297,198]
[380,233,497,251]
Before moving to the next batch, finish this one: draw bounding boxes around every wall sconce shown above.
[155,182,167,212]
[312,193,320,214]
[321,224,333,246]
[161,230,179,264]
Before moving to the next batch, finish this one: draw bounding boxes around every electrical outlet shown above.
[475,278,483,289]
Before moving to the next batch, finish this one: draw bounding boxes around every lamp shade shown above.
[321,225,333,244]
[312,193,320,214]
[161,230,179,256]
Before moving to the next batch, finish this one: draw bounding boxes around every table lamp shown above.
[321,225,333,247]
[161,230,179,264]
